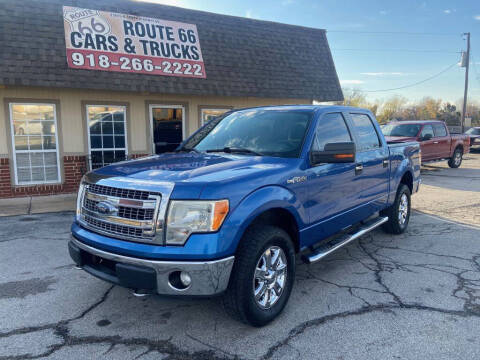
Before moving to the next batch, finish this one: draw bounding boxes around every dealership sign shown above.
[63,6,206,78]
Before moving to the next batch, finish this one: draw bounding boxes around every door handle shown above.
[382,158,389,168]
[355,163,363,175]
[433,141,439,144]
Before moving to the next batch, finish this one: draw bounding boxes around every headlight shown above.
[166,200,229,245]
[75,175,87,221]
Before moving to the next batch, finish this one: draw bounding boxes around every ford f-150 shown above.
[382,120,469,168]
[69,105,421,326]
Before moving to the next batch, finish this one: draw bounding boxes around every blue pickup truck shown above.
[69,105,421,326]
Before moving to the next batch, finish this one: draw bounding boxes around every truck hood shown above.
[385,136,418,143]
[93,152,295,184]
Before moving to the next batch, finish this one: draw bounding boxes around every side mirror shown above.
[420,133,433,141]
[310,142,356,165]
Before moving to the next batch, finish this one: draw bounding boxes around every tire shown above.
[448,148,463,168]
[222,225,295,327]
[381,184,411,234]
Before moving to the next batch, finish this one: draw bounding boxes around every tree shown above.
[338,88,368,107]
[416,97,442,120]
[438,102,460,126]
[377,95,407,123]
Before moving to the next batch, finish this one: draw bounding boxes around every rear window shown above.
[433,124,447,137]
[382,123,421,137]
[350,113,381,151]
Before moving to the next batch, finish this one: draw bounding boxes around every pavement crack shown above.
[357,238,404,306]
[185,332,236,358]
[261,303,480,360]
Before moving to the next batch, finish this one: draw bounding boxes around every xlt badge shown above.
[287,176,307,184]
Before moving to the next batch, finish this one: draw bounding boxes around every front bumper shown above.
[69,236,235,296]
[413,178,421,194]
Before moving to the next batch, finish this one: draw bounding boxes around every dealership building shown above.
[0,0,342,198]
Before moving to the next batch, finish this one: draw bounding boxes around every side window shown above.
[420,125,434,138]
[433,123,447,137]
[350,113,381,151]
[312,113,351,151]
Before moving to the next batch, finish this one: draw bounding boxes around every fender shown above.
[388,158,413,205]
[217,185,307,255]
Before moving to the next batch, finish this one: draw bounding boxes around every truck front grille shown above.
[83,214,144,238]
[87,183,155,200]
[79,182,161,243]
[84,198,155,221]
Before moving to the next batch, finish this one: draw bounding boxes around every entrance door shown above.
[149,105,185,154]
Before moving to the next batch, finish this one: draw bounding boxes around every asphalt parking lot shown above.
[1,153,480,360]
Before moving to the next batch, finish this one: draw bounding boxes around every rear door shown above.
[419,124,436,161]
[432,123,451,159]
[349,113,389,211]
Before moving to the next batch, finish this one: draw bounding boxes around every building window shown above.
[9,103,61,185]
[200,108,230,126]
[86,105,127,169]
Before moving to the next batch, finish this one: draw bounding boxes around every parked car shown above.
[382,120,470,168]
[69,105,421,326]
[465,127,480,151]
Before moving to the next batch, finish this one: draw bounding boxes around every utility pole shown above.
[461,32,470,133]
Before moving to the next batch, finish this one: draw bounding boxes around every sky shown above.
[137,0,480,104]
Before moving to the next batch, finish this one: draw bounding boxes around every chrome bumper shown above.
[70,236,235,296]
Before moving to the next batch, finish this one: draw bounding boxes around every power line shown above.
[361,62,458,93]
[332,48,460,54]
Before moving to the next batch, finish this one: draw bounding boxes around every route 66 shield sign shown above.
[63,7,111,36]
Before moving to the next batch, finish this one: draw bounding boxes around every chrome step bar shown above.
[302,216,389,264]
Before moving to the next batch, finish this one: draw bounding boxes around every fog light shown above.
[180,271,192,286]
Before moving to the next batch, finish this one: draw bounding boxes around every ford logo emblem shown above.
[95,201,117,215]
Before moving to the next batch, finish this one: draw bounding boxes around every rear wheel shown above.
[222,225,295,327]
[448,148,463,168]
[381,184,411,234]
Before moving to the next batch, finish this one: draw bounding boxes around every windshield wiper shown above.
[206,147,262,156]
[175,147,201,153]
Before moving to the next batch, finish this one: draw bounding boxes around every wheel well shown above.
[455,145,463,153]
[248,208,300,252]
[400,171,413,193]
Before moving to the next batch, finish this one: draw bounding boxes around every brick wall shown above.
[0,156,87,198]
[0,158,12,198]
[130,153,149,159]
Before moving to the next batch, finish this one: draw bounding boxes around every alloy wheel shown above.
[253,246,287,309]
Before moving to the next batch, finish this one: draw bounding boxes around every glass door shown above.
[150,105,185,154]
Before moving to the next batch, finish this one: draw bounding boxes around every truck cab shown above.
[70,105,421,326]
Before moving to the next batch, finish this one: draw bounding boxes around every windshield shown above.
[382,123,421,137]
[182,109,313,157]
[466,128,480,135]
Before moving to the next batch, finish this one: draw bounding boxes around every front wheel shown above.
[222,225,295,327]
[381,184,411,234]
[448,148,463,168]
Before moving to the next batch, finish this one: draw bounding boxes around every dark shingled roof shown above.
[0,0,343,101]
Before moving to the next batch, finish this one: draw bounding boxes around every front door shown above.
[419,124,436,161]
[305,112,360,246]
[150,105,185,154]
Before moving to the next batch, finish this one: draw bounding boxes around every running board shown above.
[302,216,389,264]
